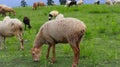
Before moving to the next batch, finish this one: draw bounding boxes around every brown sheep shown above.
[31,17,86,67]
[0,5,16,16]
[32,2,45,10]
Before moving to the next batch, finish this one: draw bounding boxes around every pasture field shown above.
[0,4,120,67]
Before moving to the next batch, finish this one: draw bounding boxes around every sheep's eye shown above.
[19,28,22,31]
[11,23,14,26]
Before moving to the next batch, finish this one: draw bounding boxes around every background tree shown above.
[59,0,66,5]
[21,0,27,7]
[71,0,76,1]
[47,0,54,5]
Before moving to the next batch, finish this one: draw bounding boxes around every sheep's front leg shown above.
[46,44,52,60]
[51,44,56,63]
[20,39,24,50]
[16,34,24,50]
[25,24,26,30]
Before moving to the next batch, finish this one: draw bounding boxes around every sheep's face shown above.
[31,47,41,62]
[49,14,53,20]
[10,22,23,36]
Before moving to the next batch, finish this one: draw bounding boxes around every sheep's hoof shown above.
[4,46,7,49]
[50,58,56,64]
[72,64,77,67]
[20,48,24,51]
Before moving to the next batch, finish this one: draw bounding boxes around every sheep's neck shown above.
[34,35,44,48]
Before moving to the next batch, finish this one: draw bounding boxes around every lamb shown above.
[23,16,32,30]
[31,17,86,67]
[0,17,24,50]
[48,10,59,20]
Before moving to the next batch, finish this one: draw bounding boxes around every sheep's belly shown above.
[0,32,14,37]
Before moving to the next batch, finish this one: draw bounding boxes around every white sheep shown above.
[55,13,64,20]
[0,17,24,50]
[49,10,59,20]
[113,0,120,4]
[77,0,84,5]
[105,0,113,5]
[31,17,86,67]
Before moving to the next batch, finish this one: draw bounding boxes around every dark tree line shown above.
[21,0,27,7]
[47,0,67,5]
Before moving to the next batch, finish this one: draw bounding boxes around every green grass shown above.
[0,4,120,67]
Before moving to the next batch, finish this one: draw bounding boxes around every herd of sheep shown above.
[0,9,86,67]
[0,0,119,67]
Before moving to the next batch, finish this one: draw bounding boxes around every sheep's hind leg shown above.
[3,37,7,49]
[0,36,4,50]
[70,44,80,67]
[0,41,2,50]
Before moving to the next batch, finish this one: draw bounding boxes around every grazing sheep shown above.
[0,5,6,16]
[31,18,86,67]
[32,2,38,10]
[114,0,120,4]
[55,14,64,20]
[23,16,32,30]
[105,0,113,5]
[32,2,45,10]
[0,17,24,50]
[49,10,59,20]
[0,4,16,16]
[94,0,100,4]
[77,0,84,5]
[65,0,77,7]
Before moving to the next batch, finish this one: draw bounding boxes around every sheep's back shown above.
[40,18,86,42]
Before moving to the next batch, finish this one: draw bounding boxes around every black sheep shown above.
[68,1,77,7]
[94,1,100,5]
[23,16,32,30]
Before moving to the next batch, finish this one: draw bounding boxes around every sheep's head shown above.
[10,19,23,36]
[31,47,41,62]
[48,14,53,20]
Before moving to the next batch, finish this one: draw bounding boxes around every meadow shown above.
[0,4,120,67]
